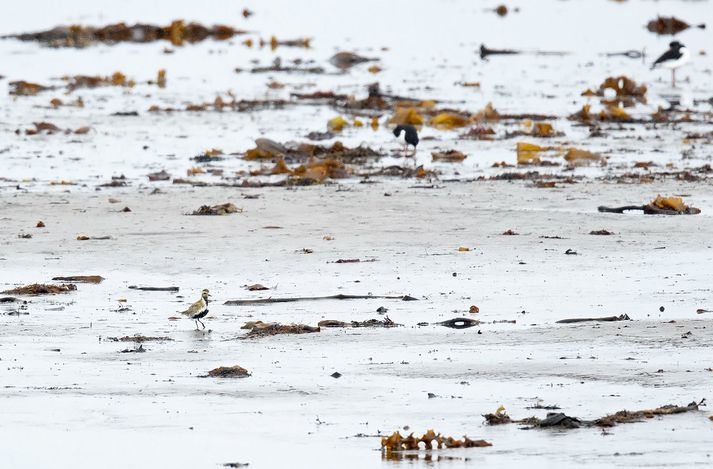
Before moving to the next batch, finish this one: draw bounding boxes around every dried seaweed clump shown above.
[52,275,104,284]
[593,401,703,427]
[650,195,688,213]
[569,104,633,123]
[483,400,703,430]
[9,81,54,96]
[207,365,251,378]
[582,76,647,99]
[381,429,491,457]
[63,72,136,92]
[646,16,702,35]
[2,283,76,295]
[190,203,242,216]
[107,335,173,343]
[244,140,380,162]
[10,20,246,47]
[317,317,398,328]
[242,322,320,339]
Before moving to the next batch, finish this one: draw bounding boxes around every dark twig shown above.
[224,294,417,306]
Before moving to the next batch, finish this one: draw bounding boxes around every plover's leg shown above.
[199,319,205,329]
[672,69,676,88]
[194,320,199,330]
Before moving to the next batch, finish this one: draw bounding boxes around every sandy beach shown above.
[2,181,712,467]
[1,0,713,466]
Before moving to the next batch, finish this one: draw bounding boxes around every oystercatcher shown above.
[651,41,690,88]
[180,289,211,330]
[393,124,419,155]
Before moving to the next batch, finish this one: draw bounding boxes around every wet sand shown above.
[2,0,713,466]
[1,180,712,468]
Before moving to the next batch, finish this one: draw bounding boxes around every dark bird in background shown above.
[651,41,690,88]
[393,124,419,156]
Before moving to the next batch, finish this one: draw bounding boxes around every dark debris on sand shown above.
[6,20,246,48]
[483,400,705,430]
[205,365,251,378]
[190,203,242,216]
[2,283,76,296]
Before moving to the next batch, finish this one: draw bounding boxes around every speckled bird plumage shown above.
[180,289,210,329]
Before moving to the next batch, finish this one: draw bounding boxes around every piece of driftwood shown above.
[480,44,569,59]
[242,323,320,339]
[556,314,630,324]
[224,294,417,305]
[317,317,398,328]
[52,275,104,283]
[605,49,645,59]
[598,204,701,215]
[480,44,520,58]
[128,285,179,292]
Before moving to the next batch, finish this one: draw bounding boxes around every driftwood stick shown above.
[128,285,179,292]
[598,204,701,215]
[597,205,646,213]
[556,314,630,324]
[224,294,417,306]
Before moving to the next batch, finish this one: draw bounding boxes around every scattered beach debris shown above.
[329,51,377,69]
[1,283,76,295]
[205,365,251,378]
[239,58,325,74]
[480,44,520,58]
[599,196,701,215]
[259,36,311,50]
[317,317,398,328]
[480,44,568,59]
[62,71,137,92]
[9,80,55,96]
[190,203,242,216]
[242,323,320,339]
[556,314,631,324]
[381,429,491,456]
[484,400,705,429]
[589,230,613,236]
[128,285,179,292]
[51,276,104,284]
[107,335,173,342]
[244,284,269,291]
[147,170,171,181]
[5,20,246,47]
[646,16,705,35]
[437,318,480,329]
[581,76,647,104]
[76,235,112,241]
[225,294,417,305]
[120,344,146,353]
[432,150,467,162]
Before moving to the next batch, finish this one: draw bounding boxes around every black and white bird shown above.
[393,124,419,156]
[180,289,211,330]
[651,41,690,88]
